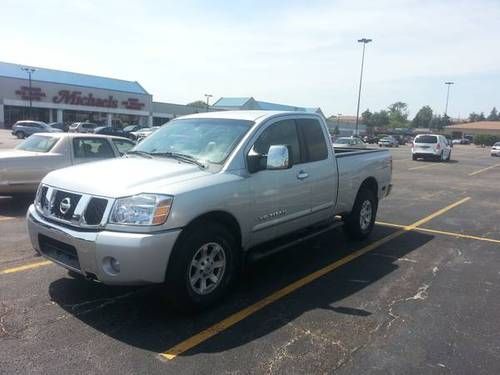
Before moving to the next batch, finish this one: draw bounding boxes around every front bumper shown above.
[27,204,181,285]
[491,149,500,156]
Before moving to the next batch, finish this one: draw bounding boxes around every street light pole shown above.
[355,38,372,136]
[21,67,36,119]
[204,94,213,112]
[444,81,454,118]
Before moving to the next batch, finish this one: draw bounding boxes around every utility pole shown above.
[21,67,36,119]
[204,94,213,112]
[355,38,372,136]
[444,81,454,118]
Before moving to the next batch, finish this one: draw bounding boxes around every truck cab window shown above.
[253,119,301,164]
[297,118,328,162]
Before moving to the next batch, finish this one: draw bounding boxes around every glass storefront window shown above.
[4,105,50,128]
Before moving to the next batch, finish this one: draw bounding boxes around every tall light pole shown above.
[444,81,454,119]
[21,67,36,119]
[204,94,213,112]
[355,38,372,136]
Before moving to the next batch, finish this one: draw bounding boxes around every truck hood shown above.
[43,157,212,197]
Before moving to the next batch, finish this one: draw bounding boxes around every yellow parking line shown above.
[377,221,500,244]
[468,164,500,176]
[159,197,470,361]
[0,260,52,275]
[0,216,16,222]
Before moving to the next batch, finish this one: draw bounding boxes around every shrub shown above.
[473,134,500,146]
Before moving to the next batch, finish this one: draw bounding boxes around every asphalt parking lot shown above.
[1,134,500,374]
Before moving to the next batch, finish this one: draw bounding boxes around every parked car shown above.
[47,122,69,132]
[491,142,500,157]
[363,136,379,144]
[68,122,99,133]
[0,133,135,195]
[11,121,62,139]
[452,138,470,145]
[332,136,367,148]
[123,125,146,139]
[27,111,392,310]
[130,126,160,142]
[412,134,452,161]
[378,136,399,147]
[94,126,125,137]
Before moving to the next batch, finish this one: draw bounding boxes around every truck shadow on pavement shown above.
[48,226,434,356]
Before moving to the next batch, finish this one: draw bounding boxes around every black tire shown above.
[343,188,378,240]
[15,131,25,139]
[412,154,417,161]
[164,221,239,312]
[446,151,451,161]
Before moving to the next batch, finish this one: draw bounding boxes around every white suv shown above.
[412,134,451,161]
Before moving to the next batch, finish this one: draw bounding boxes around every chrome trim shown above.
[36,184,114,229]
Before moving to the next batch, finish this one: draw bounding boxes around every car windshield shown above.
[16,135,58,152]
[134,118,253,164]
[415,135,437,144]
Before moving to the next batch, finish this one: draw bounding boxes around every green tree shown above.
[412,105,433,128]
[362,109,374,135]
[187,100,208,109]
[487,107,499,121]
[469,112,481,122]
[429,115,448,130]
[370,110,390,128]
[388,102,409,128]
[478,112,486,121]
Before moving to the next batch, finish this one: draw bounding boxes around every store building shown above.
[212,97,324,117]
[444,121,500,138]
[0,61,152,129]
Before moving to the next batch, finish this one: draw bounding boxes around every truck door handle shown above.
[297,170,309,180]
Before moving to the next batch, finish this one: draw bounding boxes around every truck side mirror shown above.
[266,145,292,170]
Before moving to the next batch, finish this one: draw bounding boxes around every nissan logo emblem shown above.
[59,197,71,215]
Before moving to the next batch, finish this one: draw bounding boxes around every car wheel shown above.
[164,221,239,312]
[446,151,451,161]
[440,151,445,162]
[15,131,25,139]
[343,187,377,240]
[412,154,417,161]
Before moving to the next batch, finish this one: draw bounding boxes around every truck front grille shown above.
[37,185,112,229]
[84,198,108,225]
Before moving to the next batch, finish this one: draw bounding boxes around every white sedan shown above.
[491,142,500,157]
[332,136,367,148]
[0,133,135,195]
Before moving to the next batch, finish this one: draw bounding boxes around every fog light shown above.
[102,256,120,275]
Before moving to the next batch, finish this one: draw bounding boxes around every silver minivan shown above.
[11,121,62,139]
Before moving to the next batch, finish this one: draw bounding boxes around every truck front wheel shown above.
[164,221,239,312]
[343,188,377,240]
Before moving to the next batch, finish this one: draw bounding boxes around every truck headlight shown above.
[109,194,173,226]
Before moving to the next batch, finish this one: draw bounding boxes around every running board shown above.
[246,220,343,263]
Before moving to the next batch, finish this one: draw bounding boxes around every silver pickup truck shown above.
[27,111,392,310]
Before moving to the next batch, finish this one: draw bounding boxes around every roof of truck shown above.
[179,110,321,122]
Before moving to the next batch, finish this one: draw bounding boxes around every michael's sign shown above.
[53,90,118,108]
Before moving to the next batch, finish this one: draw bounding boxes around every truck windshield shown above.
[16,135,59,152]
[134,118,253,164]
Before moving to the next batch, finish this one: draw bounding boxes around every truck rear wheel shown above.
[343,188,377,240]
[164,221,239,312]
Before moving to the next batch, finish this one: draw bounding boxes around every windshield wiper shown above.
[150,152,207,169]
[125,150,153,159]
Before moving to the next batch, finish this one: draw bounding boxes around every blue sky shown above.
[2,0,499,118]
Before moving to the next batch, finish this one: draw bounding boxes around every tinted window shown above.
[16,135,58,152]
[297,119,328,162]
[253,119,301,164]
[415,135,437,144]
[112,139,135,155]
[73,138,115,158]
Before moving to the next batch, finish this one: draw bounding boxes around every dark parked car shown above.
[94,126,125,137]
